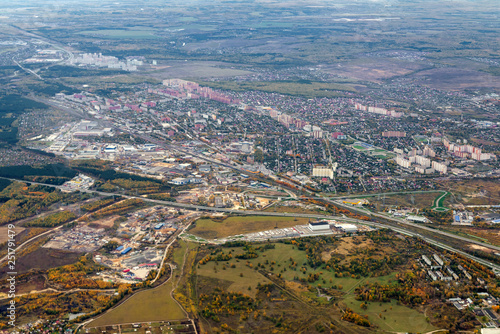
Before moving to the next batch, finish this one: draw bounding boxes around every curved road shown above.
[2,176,500,272]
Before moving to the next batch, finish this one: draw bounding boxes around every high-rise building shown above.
[312,166,334,179]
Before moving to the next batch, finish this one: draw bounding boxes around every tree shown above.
[103,240,120,252]
[254,148,264,163]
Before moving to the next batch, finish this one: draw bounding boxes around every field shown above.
[445,226,500,247]
[196,253,272,298]
[414,67,500,90]
[436,179,500,206]
[197,80,357,98]
[342,295,437,332]
[432,192,450,211]
[87,243,187,327]
[192,235,442,333]
[0,248,82,278]
[369,192,441,209]
[189,215,310,239]
[322,58,429,83]
[78,29,158,39]
[0,226,24,243]
[147,61,252,79]
[263,204,327,215]
[196,242,389,295]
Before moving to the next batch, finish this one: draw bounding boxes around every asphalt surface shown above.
[3,176,500,272]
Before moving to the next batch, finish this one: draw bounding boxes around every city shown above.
[0,0,498,333]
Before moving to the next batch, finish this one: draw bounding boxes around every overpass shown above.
[3,176,500,272]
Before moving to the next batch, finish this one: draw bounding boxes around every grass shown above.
[87,244,187,327]
[87,276,185,326]
[193,238,441,332]
[343,295,437,332]
[370,192,439,209]
[352,145,366,150]
[189,215,310,239]
[196,260,271,298]
[432,191,450,211]
[197,243,399,297]
[195,80,356,99]
[263,205,327,215]
[441,226,500,246]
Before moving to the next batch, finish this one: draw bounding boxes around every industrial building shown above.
[333,223,358,233]
[120,247,132,255]
[309,221,331,231]
[433,254,444,266]
[407,215,428,223]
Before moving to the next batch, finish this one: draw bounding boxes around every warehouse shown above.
[309,221,331,231]
[407,215,428,223]
[120,247,132,255]
[334,223,358,233]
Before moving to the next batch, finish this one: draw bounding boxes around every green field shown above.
[196,242,435,331]
[196,80,356,98]
[197,258,272,298]
[189,215,309,239]
[87,244,187,327]
[432,191,450,211]
[198,243,399,295]
[78,29,158,39]
[343,295,437,332]
[352,145,366,150]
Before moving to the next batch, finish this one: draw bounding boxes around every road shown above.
[151,214,199,285]
[79,227,198,334]
[0,223,66,264]
[13,60,43,80]
[327,198,500,254]
[30,95,87,118]
[2,176,500,272]
[0,287,116,301]
[433,191,449,208]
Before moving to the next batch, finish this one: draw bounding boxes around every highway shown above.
[13,60,43,80]
[3,176,500,272]
[327,198,500,253]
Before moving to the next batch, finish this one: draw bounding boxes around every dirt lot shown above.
[0,248,82,278]
[414,68,500,90]
[87,215,120,229]
[436,179,500,206]
[323,58,428,83]
[0,226,25,243]
[370,192,439,209]
[469,244,495,253]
